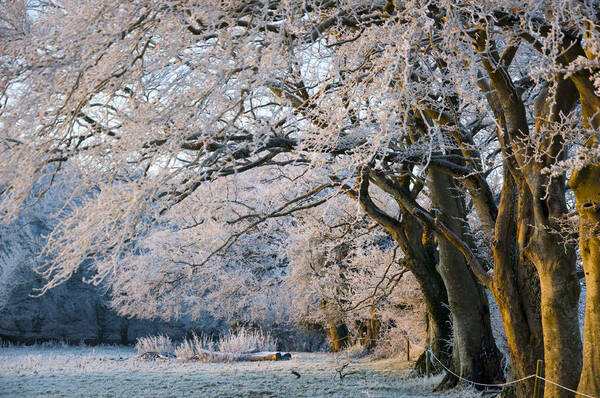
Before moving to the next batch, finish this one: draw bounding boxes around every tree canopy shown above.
[1,1,600,396]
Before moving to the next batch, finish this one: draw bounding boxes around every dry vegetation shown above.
[136,328,278,362]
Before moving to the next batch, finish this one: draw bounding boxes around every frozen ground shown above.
[0,345,480,397]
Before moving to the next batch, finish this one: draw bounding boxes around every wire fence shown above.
[329,332,596,398]
[426,348,596,398]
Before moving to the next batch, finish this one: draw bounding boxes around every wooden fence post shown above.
[533,359,543,398]
[426,348,430,378]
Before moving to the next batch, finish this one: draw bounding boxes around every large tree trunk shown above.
[517,177,582,398]
[475,39,583,394]
[571,164,600,397]
[412,302,452,375]
[348,173,454,372]
[428,169,504,388]
[401,216,453,374]
[521,77,583,398]
[535,264,582,397]
[409,256,453,374]
[519,175,582,398]
[496,177,544,398]
[569,63,600,396]
[525,182,582,398]
[494,173,582,398]
[487,170,544,397]
[494,288,542,397]
[473,59,545,398]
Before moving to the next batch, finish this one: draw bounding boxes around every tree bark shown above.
[402,218,453,372]
[569,55,600,395]
[522,77,583,398]
[412,266,453,374]
[493,174,545,398]
[474,33,583,395]
[571,165,600,397]
[428,169,505,388]
[525,230,582,398]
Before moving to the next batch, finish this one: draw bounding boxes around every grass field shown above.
[0,345,480,397]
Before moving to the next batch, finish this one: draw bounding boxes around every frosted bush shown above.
[217,327,277,354]
[174,339,197,359]
[135,335,173,356]
[174,333,218,361]
[174,328,277,362]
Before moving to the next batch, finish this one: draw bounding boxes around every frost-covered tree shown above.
[2,1,600,397]
[107,167,308,327]
[285,197,424,352]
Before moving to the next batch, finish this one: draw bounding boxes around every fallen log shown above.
[135,352,174,360]
[236,351,292,361]
[179,350,292,362]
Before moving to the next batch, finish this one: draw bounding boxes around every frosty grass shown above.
[0,345,480,397]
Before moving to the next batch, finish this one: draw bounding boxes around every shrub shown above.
[135,335,173,356]
[146,328,278,362]
[217,327,276,354]
[174,333,218,361]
